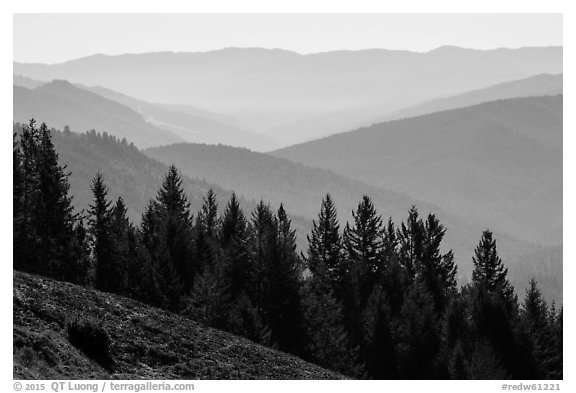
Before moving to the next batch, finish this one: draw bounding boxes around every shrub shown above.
[67,319,114,371]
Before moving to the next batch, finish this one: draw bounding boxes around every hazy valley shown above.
[13,39,563,380]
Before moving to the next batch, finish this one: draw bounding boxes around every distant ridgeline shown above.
[13,120,562,380]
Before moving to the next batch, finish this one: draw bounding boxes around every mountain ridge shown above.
[273,95,562,247]
[14,46,562,143]
[13,81,183,149]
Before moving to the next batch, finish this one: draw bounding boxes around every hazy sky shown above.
[14,13,562,64]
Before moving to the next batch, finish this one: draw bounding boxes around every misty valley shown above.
[13,45,562,380]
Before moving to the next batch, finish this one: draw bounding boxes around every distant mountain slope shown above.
[14,270,342,379]
[268,73,563,147]
[13,81,183,149]
[144,142,565,303]
[13,74,45,89]
[274,95,562,248]
[80,84,276,151]
[13,123,312,250]
[508,244,563,304]
[14,46,562,145]
[37,126,242,224]
[375,73,563,124]
[146,143,452,226]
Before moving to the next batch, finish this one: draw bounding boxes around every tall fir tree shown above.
[361,283,398,379]
[466,233,524,379]
[88,172,119,292]
[33,122,80,280]
[379,218,408,315]
[218,193,251,298]
[394,279,441,379]
[13,130,26,271]
[194,189,220,274]
[154,165,195,306]
[269,204,306,354]
[397,206,424,281]
[110,196,139,295]
[136,200,162,305]
[520,279,553,379]
[300,275,361,377]
[13,121,87,282]
[14,120,41,271]
[248,201,278,323]
[306,194,345,297]
[471,230,516,306]
[342,196,385,360]
[418,214,457,313]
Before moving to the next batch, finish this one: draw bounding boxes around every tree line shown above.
[13,120,562,379]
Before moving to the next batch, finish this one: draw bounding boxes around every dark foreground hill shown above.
[13,270,342,379]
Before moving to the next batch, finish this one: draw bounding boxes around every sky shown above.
[13,13,562,64]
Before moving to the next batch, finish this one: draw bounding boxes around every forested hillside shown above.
[373,73,562,124]
[13,122,314,250]
[146,142,560,303]
[274,96,562,247]
[13,120,563,380]
[14,81,183,149]
[78,84,276,151]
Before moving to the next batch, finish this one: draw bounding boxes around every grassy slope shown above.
[13,270,342,380]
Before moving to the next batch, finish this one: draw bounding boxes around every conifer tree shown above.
[544,306,563,379]
[218,193,252,298]
[187,259,230,329]
[139,198,183,310]
[194,189,219,273]
[13,130,26,270]
[88,172,117,292]
[520,279,553,379]
[14,120,41,271]
[34,122,79,279]
[342,196,385,358]
[136,200,162,305]
[419,214,457,313]
[110,196,139,295]
[343,195,384,301]
[269,204,305,354]
[227,292,272,346]
[471,230,516,306]
[13,121,86,282]
[13,131,23,224]
[467,240,522,380]
[381,218,399,272]
[154,165,195,301]
[379,218,407,314]
[394,279,441,379]
[249,201,278,319]
[522,279,548,332]
[397,206,424,281]
[300,275,360,377]
[306,194,345,296]
[361,283,397,379]
[69,218,91,285]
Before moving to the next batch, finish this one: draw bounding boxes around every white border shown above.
[2,3,572,392]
